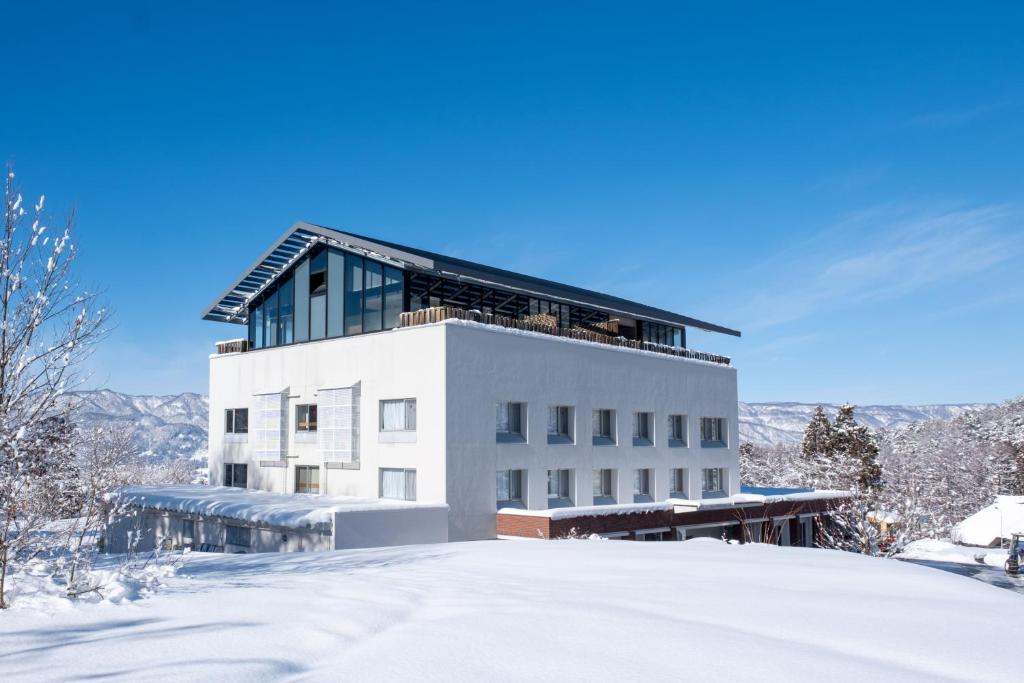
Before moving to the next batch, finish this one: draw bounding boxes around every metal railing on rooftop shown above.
[399,306,731,366]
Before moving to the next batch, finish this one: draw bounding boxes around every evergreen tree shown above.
[830,404,882,491]
[801,406,833,460]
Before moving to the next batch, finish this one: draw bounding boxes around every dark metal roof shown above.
[202,221,742,337]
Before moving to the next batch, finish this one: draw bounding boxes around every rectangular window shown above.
[592,469,613,499]
[327,249,345,337]
[592,409,615,444]
[383,267,403,329]
[225,524,251,547]
[344,254,364,336]
[496,469,523,502]
[294,258,310,343]
[669,415,687,446]
[632,411,653,446]
[278,273,294,345]
[547,405,572,443]
[496,402,526,442]
[363,260,383,332]
[380,399,417,432]
[671,468,687,496]
[264,287,278,347]
[223,463,248,488]
[225,408,249,434]
[251,302,264,349]
[380,468,417,500]
[547,469,571,500]
[296,404,318,432]
[295,465,320,494]
[633,468,651,498]
[702,467,726,495]
[701,417,727,446]
[181,518,195,540]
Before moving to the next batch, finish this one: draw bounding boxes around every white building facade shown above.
[205,223,743,543]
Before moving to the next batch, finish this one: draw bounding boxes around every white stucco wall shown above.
[208,320,739,545]
[209,324,448,506]
[444,322,740,541]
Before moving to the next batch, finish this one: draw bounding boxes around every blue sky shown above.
[3,2,1022,404]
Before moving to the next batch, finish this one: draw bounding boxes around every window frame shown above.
[700,417,727,447]
[496,401,527,443]
[702,467,727,495]
[379,467,417,501]
[496,469,524,503]
[670,467,687,496]
[668,414,688,446]
[592,408,616,445]
[295,404,318,432]
[295,465,321,494]
[225,524,251,548]
[632,411,654,446]
[224,463,248,488]
[379,398,417,432]
[547,468,572,500]
[225,408,249,434]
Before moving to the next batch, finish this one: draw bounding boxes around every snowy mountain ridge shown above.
[64,389,992,453]
[65,389,208,460]
[739,401,992,446]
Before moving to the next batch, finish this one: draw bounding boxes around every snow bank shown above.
[951,495,1024,547]
[899,538,1009,568]
[0,540,1020,681]
[107,485,446,530]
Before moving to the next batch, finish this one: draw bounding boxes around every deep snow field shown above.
[1,538,1022,682]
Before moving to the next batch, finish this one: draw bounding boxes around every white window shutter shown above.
[253,390,288,461]
[319,383,360,463]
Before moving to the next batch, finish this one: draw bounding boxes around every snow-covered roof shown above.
[107,485,447,530]
[498,489,848,520]
[951,496,1024,547]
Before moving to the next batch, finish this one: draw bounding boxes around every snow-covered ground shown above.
[1,539,1022,682]
[898,539,1023,596]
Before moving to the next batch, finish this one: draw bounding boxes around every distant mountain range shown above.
[739,402,992,445]
[65,389,994,456]
[66,390,208,460]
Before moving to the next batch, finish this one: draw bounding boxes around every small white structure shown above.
[951,495,1024,547]
[104,485,448,554]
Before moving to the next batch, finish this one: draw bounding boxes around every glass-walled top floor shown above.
[246,245,686,351]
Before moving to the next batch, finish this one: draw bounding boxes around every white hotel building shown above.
[107,222,838,552]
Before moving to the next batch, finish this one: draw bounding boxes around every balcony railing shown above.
[399,306,731,366]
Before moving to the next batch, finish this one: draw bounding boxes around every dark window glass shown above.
[251,302,264,349]
[383,267,403,329]
[364,260,383,332]
[225,408,249,434]
[225,524,251,547]
[294,258,310,343]
[265,288,278,347]
[344,254,364,335]
[295,465,320,494]
[224,463,248,488]
[278,274,294,345]
[310,294,326,340]
[327,249,345,337]
[296,404,317,431]
[309,249,327,295]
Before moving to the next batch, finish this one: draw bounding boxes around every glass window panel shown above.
[278,274,294,345]
[309,249,327,295]
[383,266,403,329]
[264,288,278,347]
[327,250,345,337]
[294,259,310,342]
[344,255,364,335]
[509,470,522,500]
[310,294,326,340]
[363,260,383,332]
[252,302,264,349]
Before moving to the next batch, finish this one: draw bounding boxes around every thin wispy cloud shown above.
[737,204,1021,330]
[905,102,1003,130]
